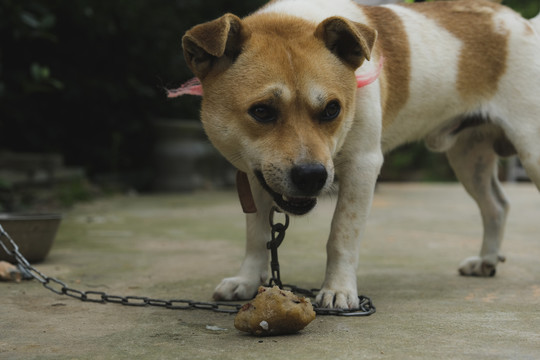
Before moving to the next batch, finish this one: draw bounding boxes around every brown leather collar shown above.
[236,171,257,213]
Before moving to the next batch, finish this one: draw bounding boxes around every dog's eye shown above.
[320,101,341,122]
[249,104,277,123]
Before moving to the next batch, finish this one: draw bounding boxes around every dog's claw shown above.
[315,288,360,310]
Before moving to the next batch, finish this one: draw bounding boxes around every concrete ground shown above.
[1,183,539,359]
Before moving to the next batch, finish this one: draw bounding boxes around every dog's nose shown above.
[290,163,327,195]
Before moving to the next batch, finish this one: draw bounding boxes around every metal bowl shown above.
[0,213,62,263]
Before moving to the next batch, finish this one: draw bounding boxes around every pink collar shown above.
[356,57,384,88]
[167,77,203,97]
[168,57,383,98]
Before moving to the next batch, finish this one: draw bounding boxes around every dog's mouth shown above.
[255,171,317,216]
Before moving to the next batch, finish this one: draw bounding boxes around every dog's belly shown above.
[380,95,473,154]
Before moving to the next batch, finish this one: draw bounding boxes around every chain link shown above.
[0,217,375,316]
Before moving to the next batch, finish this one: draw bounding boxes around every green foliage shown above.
[56,178,95,207]
[0,177,12,190]
[0,0,265,190]
[381,143,456,182]
[503,0,540,18]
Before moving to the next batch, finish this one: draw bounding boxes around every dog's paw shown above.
[315,287,360,310]
[458,255,506,277]
[213,276,261,301]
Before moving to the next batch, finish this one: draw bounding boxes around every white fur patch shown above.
[379,6,464,151]
[258,0,364,23]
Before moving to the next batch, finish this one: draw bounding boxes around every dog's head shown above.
[182,13,376,215]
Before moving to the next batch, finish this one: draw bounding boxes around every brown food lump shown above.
[234,286,316,336]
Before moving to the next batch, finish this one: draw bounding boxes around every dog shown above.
[177,0,540,309]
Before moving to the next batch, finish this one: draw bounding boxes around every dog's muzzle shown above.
[255,164,327,215]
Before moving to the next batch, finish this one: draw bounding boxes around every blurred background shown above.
[0,0,538,212]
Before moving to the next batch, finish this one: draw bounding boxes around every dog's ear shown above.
[182,14,250,80]
[315,17,377,69]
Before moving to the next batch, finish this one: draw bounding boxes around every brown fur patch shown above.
[404,0,509,103]
[362,7,411,129]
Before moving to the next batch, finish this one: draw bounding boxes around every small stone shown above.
[0,261,21,282]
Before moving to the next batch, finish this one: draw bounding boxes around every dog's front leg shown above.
[213,175,273,301]
[317,152,383,309]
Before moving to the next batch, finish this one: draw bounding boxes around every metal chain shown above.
[267,207,289,289]
[266,207,375,316]
[0,214,375,316]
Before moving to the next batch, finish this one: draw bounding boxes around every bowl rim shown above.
[0,213,63,221]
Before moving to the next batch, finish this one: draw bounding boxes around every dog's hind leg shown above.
[446,125,509,277]
[494,107,540,190]
[517,156,540,192]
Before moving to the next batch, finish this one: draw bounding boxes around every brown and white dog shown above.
[178,0,540,309]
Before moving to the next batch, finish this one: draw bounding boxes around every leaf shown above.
[30,63,50,81]
[20,12,40,29]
